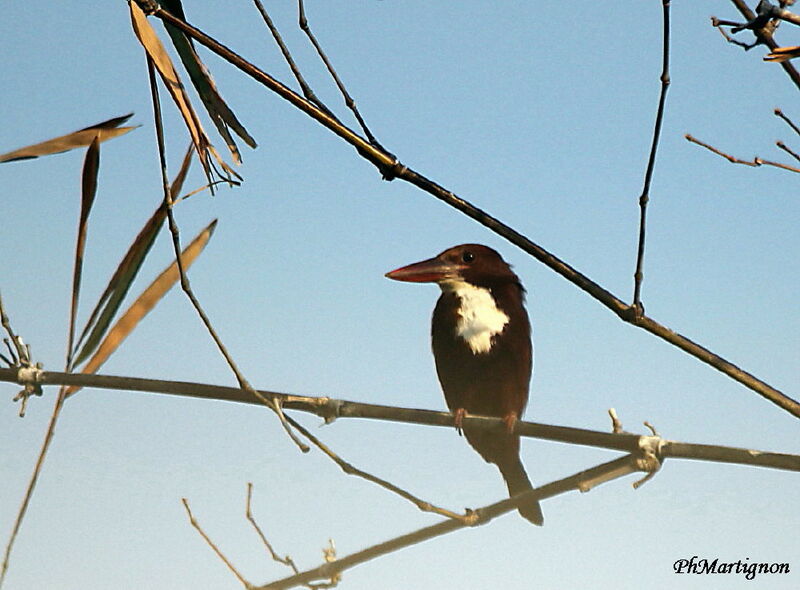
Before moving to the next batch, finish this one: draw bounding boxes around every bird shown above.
[386,243,543,525]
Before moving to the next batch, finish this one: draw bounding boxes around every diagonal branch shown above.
[257,455,645,590]
[132,1,799,420]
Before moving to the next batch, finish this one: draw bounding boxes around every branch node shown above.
[133,0,160,16]
[320,398,342,425]
[633,432,663,489]
[378,159,407,182]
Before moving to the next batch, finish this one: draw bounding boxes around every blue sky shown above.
[1,1,798,589]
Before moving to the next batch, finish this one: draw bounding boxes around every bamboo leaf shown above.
[129,2,207,165]
[71,203,167,367]
[67,136,101,368]
[161,0,257,164]
[0,114,136,163]
[72,146,194,366]
[67,219,218,396]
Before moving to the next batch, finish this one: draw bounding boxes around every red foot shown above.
[453,408,467,436]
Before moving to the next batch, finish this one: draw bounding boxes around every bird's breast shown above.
[441,280,509,354]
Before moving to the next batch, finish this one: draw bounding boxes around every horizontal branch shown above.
[2,367,798,473]
[131,1,799,420]
[258,455,644,590]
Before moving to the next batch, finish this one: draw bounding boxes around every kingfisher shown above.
[386,243,543,525]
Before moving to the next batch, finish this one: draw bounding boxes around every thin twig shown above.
[182,498,253,589]
[775,140,800,162]
[246,484,300,574]
[252,0,335,119]
[686,133,800,172]
[1,367,798,474]
[632,0,671,312]
[297,0,382,148]
[774,107,800,136]
[0,293,27,366]
[283,414,475,522]
[257,455,645,590]
[145,52,310,453]
[711,17,761,49]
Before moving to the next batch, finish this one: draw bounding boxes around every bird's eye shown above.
[461,251,475,263]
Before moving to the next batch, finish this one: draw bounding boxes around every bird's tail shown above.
[497,455,544,526]
[464,428,544,525]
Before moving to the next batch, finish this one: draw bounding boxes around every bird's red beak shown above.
[385,256,464,283]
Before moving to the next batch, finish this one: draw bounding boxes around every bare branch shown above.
[774,107,800,137]
[257,455,646,590]
[776,140,800,161]
[1,367,797,474]
[685,133,800,172]
[182,498,253,588]
[632,0,671,312]
[246,484,300,574]
[252,0,335,119]
[297,0,382,148]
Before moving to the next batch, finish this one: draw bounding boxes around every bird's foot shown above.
[453,408,467,436]
[502,413,517,434]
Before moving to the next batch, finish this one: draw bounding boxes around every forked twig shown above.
[297,0,382,148]
[246,484,300,574]
[685,133,800,172]
[182,498,253,588]
[246,485,339,589]
[252,0,335,118]
[632,0,671,312]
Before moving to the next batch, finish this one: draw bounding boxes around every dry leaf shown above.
[0,114,136,163]
[66,219,218,396]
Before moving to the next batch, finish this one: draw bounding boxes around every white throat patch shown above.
[442,280,509,354]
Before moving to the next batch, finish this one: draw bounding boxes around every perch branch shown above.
[1,367,798,473]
